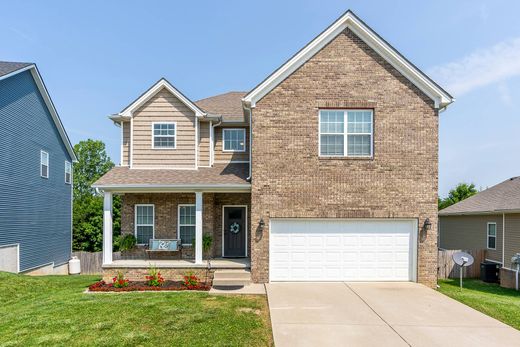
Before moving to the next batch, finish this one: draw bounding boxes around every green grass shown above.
[438,279,520,330]
[0,272,272,346]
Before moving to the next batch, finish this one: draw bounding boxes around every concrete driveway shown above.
[266,282,520,346]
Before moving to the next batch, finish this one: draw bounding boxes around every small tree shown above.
[439,182,478,210]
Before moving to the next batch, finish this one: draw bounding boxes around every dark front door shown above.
[223,206,246,257]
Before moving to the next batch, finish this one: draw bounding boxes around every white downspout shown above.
[211,117,222,166]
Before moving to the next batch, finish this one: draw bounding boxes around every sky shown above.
[1,1,519,196]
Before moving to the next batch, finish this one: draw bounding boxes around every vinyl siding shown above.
[0,70,72,272]
[214,126,250,163]
[121,121,130,166]
[439,215,503,263]
[198,121,210,166]
[504,213,520,269]
[132,88,196,168]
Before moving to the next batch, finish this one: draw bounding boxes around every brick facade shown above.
[250,28,439,287]
[120,192,251,259]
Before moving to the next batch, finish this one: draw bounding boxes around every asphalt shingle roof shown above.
[0,61,32,77]
[196,91,247,123]
[93,163,249,187]
[439,176,520,215]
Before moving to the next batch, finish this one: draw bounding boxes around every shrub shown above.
[117,234,137,252]
[182,272,200,289]
[112,271,129,288]
[146,266,165,287]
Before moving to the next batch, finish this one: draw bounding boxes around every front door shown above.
[223,206,247,257]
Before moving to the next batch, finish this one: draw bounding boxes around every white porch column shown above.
[102,191,113,265]
[195,191,203,264]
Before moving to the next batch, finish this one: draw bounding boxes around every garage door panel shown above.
[270,219,415,282]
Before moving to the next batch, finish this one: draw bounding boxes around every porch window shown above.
[135,204,154,244]
[487,222,496,249]
[152,122,176,149]
[222,128,246,152]
[178,205,196,245]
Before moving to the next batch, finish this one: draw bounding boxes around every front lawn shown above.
[0,272,272,346]
[438,279,520,330]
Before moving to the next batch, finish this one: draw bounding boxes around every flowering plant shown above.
[146,266,165,287]
[182,271,200,289]
[112,271,129,288]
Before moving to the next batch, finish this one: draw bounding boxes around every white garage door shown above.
[270,219,417,282]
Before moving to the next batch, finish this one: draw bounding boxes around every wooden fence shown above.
[437,249,486,279]
[72,251,121,275]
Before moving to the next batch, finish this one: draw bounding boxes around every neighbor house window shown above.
[135,205,154,244]
[222,128,246,152]
[65,161,72,184]
[152,122,176,148]
[319,110,373,157]
[40,150,49,178]
[487,223,496,249]
[178,205,196,245]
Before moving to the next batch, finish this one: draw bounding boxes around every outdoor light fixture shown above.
[423,218,432,231]
[259,218,265,231]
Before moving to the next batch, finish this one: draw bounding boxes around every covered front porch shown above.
[101,190,251,267]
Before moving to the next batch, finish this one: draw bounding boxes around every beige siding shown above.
[439,215,503,262]
[132,88,196,168]
[121,121,130,166]
[214,126,250,163]
[198,121,210,166]
[504,213,520,269]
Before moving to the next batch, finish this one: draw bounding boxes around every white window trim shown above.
[151,122,176,149]
[135,204,154,245]
[64,161,72,184]
[178,204,196,246]
[487,222,497,250]
[318,109,373,158]
[40,150,49,178]
[222,128,246,153]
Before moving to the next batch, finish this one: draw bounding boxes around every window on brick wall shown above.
[178,204,196,245]
[135,204,154,244]
[319,110,373,157]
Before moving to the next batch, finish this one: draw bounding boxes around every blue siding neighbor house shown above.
[0,61,76,274]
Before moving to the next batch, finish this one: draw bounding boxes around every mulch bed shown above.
[88,280,211,292]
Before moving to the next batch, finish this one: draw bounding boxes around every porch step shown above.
[212,269,251,287]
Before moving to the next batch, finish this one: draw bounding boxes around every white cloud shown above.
[428,37,520,96]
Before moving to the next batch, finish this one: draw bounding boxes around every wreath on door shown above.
[230,222,240,234]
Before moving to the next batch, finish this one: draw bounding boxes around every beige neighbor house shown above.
[439,177,520,288]
[93,10,453,288]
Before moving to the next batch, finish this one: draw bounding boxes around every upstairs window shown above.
[178,205,196,245]
[319,110,373,157]
[65,161,72,184]
[152,122,176,149]
[40,150,49,178]
[487,223,496,249]
[222,128,246,152]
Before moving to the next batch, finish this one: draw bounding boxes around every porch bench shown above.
[145,239,182,259]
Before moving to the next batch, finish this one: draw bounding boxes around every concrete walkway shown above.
[266,282,520,346]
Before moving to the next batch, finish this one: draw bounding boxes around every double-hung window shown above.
[319,110,373,157]
[40,150,49,178]
[178,205,196,245]
[152,122,176,149]
[65,161,72,184]
[222,128,246,152]
[135,205,154,245]
[487,223,497,249]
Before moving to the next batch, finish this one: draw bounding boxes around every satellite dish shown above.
[452,251,474,267]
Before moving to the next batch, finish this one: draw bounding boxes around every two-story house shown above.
[0,61,76,274]
[94,10,453,287]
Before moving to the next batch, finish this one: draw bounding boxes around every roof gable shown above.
[243,10,454,109]
[118,78,206,118]
[0,62,77,162]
